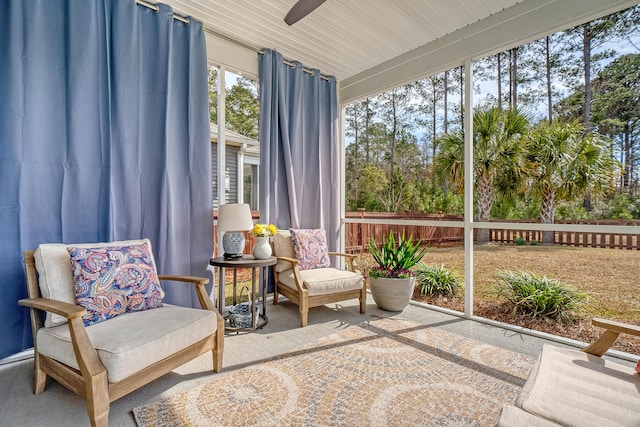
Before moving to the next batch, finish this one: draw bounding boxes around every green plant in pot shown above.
[368,231,428,311]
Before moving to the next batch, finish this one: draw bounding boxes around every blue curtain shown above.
[0,0,212,359]
[258,49,339,252]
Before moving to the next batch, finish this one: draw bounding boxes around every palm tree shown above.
[526,119,613,244]
[434,107,529,242]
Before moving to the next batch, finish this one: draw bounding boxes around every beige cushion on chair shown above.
[516,344,640,427]
[496,404,560,427]
[273,231,296,273]
[34,239,157,327]
[278,267,363,296]
[36,304,217,383]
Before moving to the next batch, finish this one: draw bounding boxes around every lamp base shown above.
[222,231,246,260]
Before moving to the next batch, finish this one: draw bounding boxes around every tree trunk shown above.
[546,36,553,122]
[540,190,556,245]
[459,66,464,132]
[510,47,518,109]
[620,137,625,189]
[581,24,593,209]
[583,193,591,212]
[432,83,437,163]
[365,98,370,163]
[497,53,502,110]
[583,23,592,131]
[624,123,631,187]
[476,173,494,243]
[354,105,359,170]
[351,105,360,200]
[390,92,397,174]
[443,70,449,133]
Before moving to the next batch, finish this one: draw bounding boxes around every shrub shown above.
[530,240,538,246]
[368,232,428,278]
[496,271,587,322]
[514,237,526,246]
[415,263,463,297]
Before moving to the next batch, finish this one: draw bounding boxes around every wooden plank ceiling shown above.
[161,0,523,81]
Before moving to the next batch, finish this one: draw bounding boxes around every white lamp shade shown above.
[217,203,253,231]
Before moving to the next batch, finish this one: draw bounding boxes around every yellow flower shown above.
[267,224,278,235]
[252,223,278,237]
[252,224,264,236]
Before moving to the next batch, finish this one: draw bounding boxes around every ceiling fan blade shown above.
[284,0,327,26]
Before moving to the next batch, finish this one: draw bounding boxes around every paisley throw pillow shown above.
[67,242,164,326]
[289,228,331,270]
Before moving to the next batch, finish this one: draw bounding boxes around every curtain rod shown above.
[135,0,190,25]
[134,0,331,82]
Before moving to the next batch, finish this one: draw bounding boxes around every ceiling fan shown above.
[284,0,327,26]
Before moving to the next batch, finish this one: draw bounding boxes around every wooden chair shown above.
[272,230,366,327]
[18,240,224,427]
[496,318,640,426]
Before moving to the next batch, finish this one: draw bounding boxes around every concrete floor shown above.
[0,295,611,427]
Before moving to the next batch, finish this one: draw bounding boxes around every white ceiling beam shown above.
[204,30,258,79]
[339,0,639,103]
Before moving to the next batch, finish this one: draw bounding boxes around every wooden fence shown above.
[213,211,640,255]
[488,219,640,250]
[344,211,464,253]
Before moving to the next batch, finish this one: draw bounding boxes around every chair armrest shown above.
[19,297,86,319]
[159,275,219,313]
[328,251,356,259]
[592,318,640,336]
[327,252,358,272]
[276,256,299,267]
[583,317,640,356]
[274,257,306,292]
[158,275,209,286]
[18,298,106,378]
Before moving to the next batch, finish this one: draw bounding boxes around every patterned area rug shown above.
[133,317,534,426]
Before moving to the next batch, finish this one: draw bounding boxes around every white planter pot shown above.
[252,236,272,260]
[369,276,415,311]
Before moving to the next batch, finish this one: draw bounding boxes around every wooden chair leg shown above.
[299,292,309,327]
[85,371,109,427]
[273,289,279,305]
[299,308,309,327]
[33,353,47,394]
[212,311,224,372]
[359,288,366,314]
[212,347,223,372]
[212,329,224,373]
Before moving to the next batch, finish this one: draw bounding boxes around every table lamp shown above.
[217,203,254,259]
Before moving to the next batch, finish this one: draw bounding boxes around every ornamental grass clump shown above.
[368,232,428,279]
[415,264,463,297]
[514,237,527,246]
[496,270,588,322]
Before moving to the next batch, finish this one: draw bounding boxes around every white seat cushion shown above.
[36,305,217,383]
[278,268,363,296]
[496,404,560,427]
[516,344,640,427]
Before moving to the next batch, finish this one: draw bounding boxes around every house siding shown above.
[212,143,239,208]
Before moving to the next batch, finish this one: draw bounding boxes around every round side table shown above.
[209,255,277,333]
